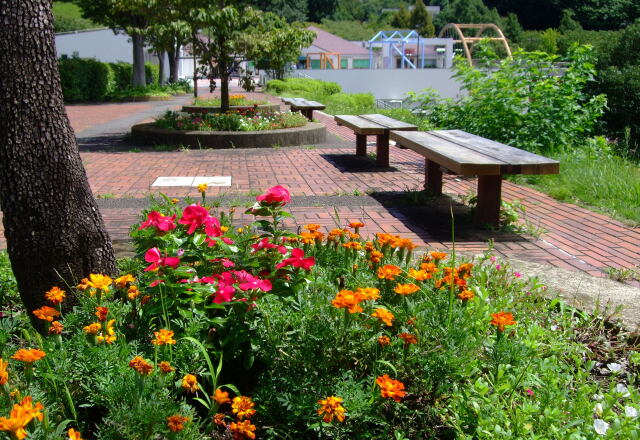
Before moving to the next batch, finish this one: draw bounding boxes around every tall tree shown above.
[0,0,117,321]
[391,3,411,28]
[411,0,435,36]
[307,0,338,23]
[434,0,503,28]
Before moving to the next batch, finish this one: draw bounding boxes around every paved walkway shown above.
[1,87,639,289]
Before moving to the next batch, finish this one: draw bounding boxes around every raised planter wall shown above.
[131,122,327,149]
[181,103,280,113]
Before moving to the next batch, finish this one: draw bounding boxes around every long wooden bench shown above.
[334,114,417,167]
[389,129,560,227]
[282,97,325,121]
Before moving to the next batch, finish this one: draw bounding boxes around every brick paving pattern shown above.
[1,87,638,287]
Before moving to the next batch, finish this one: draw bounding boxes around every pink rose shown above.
[256,185,291,205]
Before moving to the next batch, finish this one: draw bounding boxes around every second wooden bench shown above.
[282,98,326,121]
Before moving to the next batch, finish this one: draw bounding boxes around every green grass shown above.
[53,1,96,32]
[510,151,640,225]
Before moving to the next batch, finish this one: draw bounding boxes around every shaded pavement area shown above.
[1,87,639,291]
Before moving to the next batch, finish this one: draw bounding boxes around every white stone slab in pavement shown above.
[152,176,195,187]
[192,176,232,187]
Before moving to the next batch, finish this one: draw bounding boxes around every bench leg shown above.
[475,175,502,227]
[302,109,313,121]
[425,159,443,195]
[376,133,390,167]
[356,134,367,156]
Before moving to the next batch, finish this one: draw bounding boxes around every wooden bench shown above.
[282,97,326,121]
[389,129,560,227]
[334,114,417,167]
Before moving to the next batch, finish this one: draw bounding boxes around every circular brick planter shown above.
[181,103,280,113]
[131,122,326,149]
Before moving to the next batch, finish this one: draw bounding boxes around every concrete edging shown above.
[130,122,327,149]
[181,103,280,113]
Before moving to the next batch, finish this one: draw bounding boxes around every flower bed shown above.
[1,186,639,439]
[182,95,280,114]
[155,110,306,132]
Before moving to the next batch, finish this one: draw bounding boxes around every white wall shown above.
[291,69,461,100]
[55,29,133,63]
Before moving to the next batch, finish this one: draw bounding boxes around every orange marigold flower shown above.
[171,198,180,204]
[197,183,208,193]
[369,250,384,264]
[32,306,60,322]
[213,388,231,405]
[114,274,136,289]
[95,306,109,322]
[48,321,64,335]
[158,361,175,374]
[67,428,84,440]
[76,278,91,291]
[356,287,380,300]
[45,286,66,305]
[328,228,345,238]
[372,308,394,327]
[398,332,418,346]
[348,232,360,240]
[377,264,402,280]
[397,238,416,250]
[11,349,46,364]
[213,413,227,427]
[152,329,176,346]
[375,375,406,402]
[0,396,44,439]
[0,358,8,385]
[457,263,474,278]
[304,224,321,232]
[129,356,153,375]
[83,322,101,335]
[317,396,346,423]
[342,241,362,250]
[181,374,199,393]
[331,290,364,314]
[394,283,420,295]
[364,241,375,252]
[348,221,365,229]
[167,414,189,432]
[232,396,256,420]
[408,268,431,281]
[96,319,116,345]
[458,290,474,301]
[85,274,113,294]
[229,419,256,439]
[420,262,438,273]
[378,335,391,347]
[127,285,140,300]
[490,312,517,332]
[430,251,448,261]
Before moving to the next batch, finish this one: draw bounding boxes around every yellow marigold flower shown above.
[331,290,364,314]
[377,264,402,280]
[171,198,180,204]
[342,241,362,250]
[220,225,229,233]
[48,321,64,335]
[32,306,60,322]
[197,183,208,193]
[394,283,420,296]
[317,396,346,423]
[44,286,65,305]
[348,221,365,229]
[76,278,91,291]
[229,420,256,439]
[67,428,84,440]
[372,308,394,327]
[0,396,44,439]
[378,335,391,347]
[152,329,176,346]
[376,375,406,402]
[408,268,431,281]
[95,306,109,322]
[11,349,46,364]
[304,224,321,232]
[83,322,101,335]
[158,361,175,374]
[490,312,517,332]
[213,413,227,427]
[88,274,113,293]
[0,358,8,385]
[129,356,153,375]
[181,374,199,393]
[232,396,256,420]
[167,414,189,432]
[97,319,116,344]
[369,250,384,264]
[127,285,140,300]
[213,388,231,405]
[328,228,344,238]
[114,274,135,289]
[356,287,380,300]
[458,289,474,301]
[399,332,418,346]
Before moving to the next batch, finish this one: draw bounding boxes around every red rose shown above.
[256,185,291,205]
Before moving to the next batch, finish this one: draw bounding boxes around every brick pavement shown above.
[1,88,638,287]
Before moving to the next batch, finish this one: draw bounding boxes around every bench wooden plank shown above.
[360,114,417,131]
[335,115,387,135]
[389,130,504,175]
[431,130,560,174]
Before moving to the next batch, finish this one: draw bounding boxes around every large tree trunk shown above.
[157,50,165,85]
[0,0,117,322]
[220,70,230,113]
[168,44,180,83]
[132,32,146,86]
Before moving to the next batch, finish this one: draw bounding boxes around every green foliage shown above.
[154,109,308,131]
[0,251,19,310]
[266,77,342,95]
[434,0,503,29]
[409,44,607,154]
[410,0,435,37]
[611,18,640,68]
[558,8,582,33]
[52,1,96,32]
[390,3,411,28]
[250,0,308,22]
[314,18,390,41]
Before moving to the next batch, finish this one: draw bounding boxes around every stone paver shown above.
[1,88,639,288]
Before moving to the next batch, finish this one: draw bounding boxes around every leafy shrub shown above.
[154,109,308,131]
[409,44,607,154]
[266,77,341,96]
[58,56,114,102]
[324,92,375,115]
[108,61,133,91]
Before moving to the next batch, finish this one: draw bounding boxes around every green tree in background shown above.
[434,0,502,28]
[251,0,308,22]
[558,9,582,33]
[307,0,338,22]
[411,0,435,36]
[391,3,411,28]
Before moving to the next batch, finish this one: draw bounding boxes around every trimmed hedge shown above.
[266,77,341,95]
[58,56,161,102]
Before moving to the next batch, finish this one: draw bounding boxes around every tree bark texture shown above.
[132,32,146,86]
[0,0,117,319]
[168,46,179,83]
[157,50,165,85]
